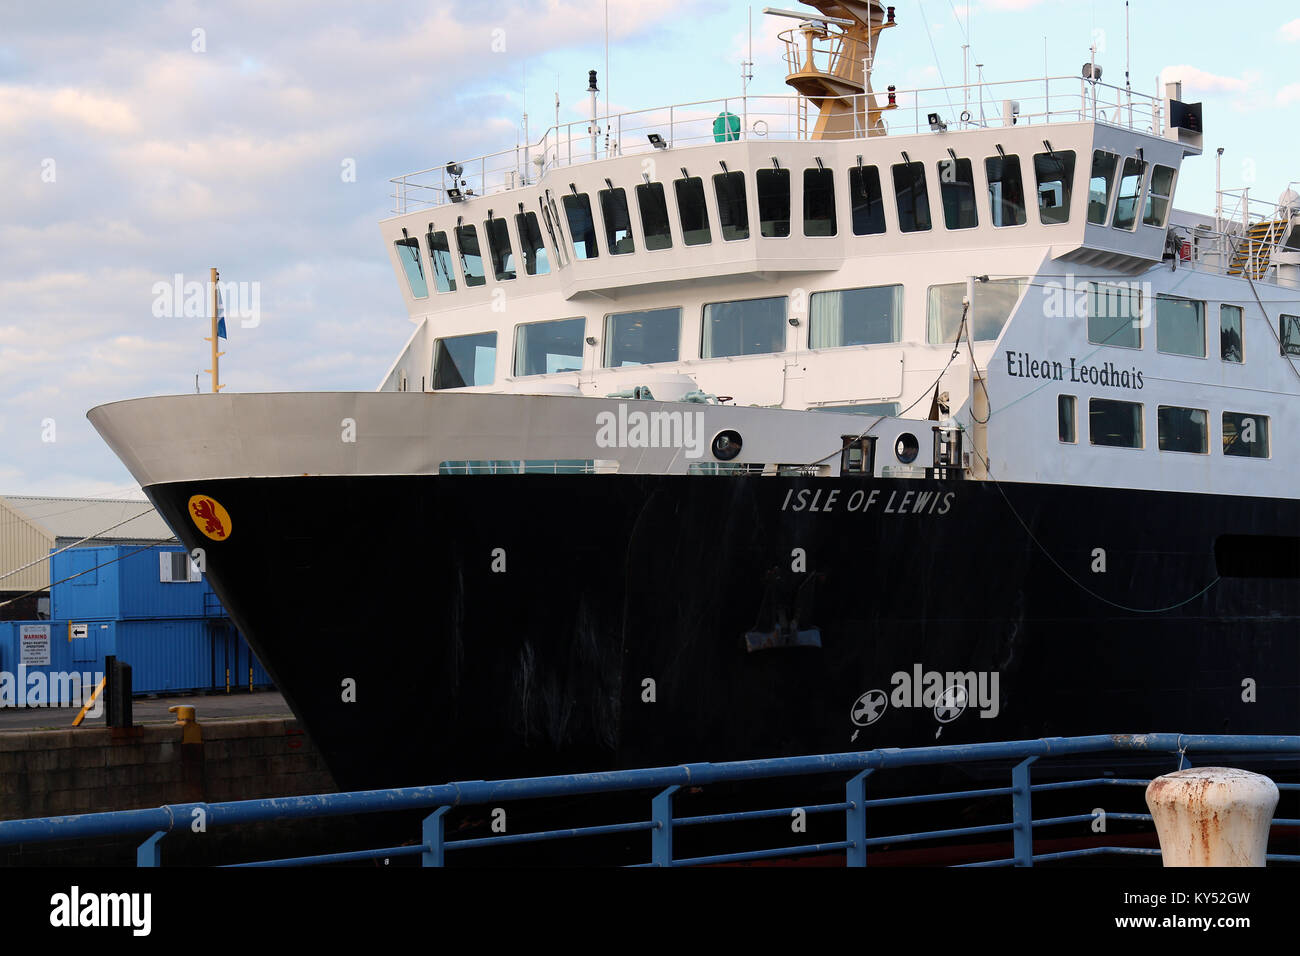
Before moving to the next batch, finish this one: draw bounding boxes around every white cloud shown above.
[1283,18,1300,41]
[1159,65,1250,95]
[1278,83,1300,106]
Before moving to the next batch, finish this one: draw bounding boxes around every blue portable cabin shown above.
[0,545,271,697]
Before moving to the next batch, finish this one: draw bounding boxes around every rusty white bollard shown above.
[1145,767,1279,867]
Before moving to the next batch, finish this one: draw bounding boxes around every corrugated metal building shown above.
[1,544,272,697]
[0,494,175,621]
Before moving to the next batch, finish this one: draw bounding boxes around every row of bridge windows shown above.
[393,151,1179,300]
[428,280,1030,388]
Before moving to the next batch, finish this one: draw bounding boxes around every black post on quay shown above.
[103,655,133,728]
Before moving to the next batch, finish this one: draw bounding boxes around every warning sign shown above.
[20,624,50,665]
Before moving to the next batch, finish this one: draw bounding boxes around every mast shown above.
[206,266,224,393]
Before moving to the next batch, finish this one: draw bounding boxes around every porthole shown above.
[894,433,919,464]
[712,430,743,461]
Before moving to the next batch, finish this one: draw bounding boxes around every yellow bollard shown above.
[168,705,203,745]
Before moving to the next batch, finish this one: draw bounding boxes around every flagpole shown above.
[207,266,223,392]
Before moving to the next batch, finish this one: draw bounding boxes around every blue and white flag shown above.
[216,286,227,339]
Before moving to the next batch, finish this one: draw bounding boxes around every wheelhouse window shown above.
[1156,295,1206,357]
[1222,412,1270,458]
[891,161,931,233]
[848,165,886,235]
[394,236,428,298]
[927,278,1025,344]
[426,229,457,292]
[1281,314,1300,356]
[1157,406,1208,454]
[598,187,635,255]
[454,224,486,287]
[1088,150,1119,225]
[757,168,791,237]
[562,193,600,259]
[1058,395,1077,443]
[938,157,978,230]
[1033,149,1075,224]
[514,212,550,276]
[702,296,786,358]
[1144,165,1176,227]
[1089,398,1143,449]
[636,182,673,250]
[1111,157,1146,231]
[803,167,837,236]
[810,284,902,348]
[433,331,497,388]
[713,171,750,241]
[986,154,1027,227]
[484,217,516,281]
[1220,304,1243,362]
[1088,282,1143,349]
[604,307,681,366]
[674,176,712,245]
[514,317,585,376]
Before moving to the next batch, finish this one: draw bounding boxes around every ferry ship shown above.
[89,1,1299,794]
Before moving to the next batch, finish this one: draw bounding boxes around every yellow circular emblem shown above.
[187,495,232,541]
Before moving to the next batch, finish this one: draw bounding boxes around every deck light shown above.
[927,112,948,132]
[647,133,668,149]
[446,162,464,178]
[447,187,464,202]
[1082,63,1102,81]
[585,336,598,346]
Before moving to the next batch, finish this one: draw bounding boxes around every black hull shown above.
[147,475,1300,794]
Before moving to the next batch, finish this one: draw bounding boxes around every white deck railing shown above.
[389,76,1168,215]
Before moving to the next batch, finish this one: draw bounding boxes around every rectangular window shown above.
[454,225,486,287]
[927,278,1025,344]
[394,237,428,298]
[1157,405,1209,454]
[1089,398,1143,449]
[811,402,901,416]
[1220,304,1243,362]
[938,157,978,229]
[636,182,673,250]
[1156,295,1206,357]
[514,212,550,276]
[426,229,457,292]
[1111,157,1146,231]
[563,193,600,259]
[848,165,886,235]
[484,217,516,281]
[891,162,931,233]
[674,177,711,245]
[514,317,585,376]
[604,307,681,366]
[809,284,902,348]
[1281,314,1300,356]
[1222,412,1270,458]
[1144,165,1176,227]
[986,154,1027,227]
[160,551,200,583]
[598,187,635,255]
[1088,150,1119,225]
[1088,283,1143,349]
[1058,395,1077,443]
[803,168,837,236]
[713,171,750,241]
[1034,149,1075,224]
[433,331,497,388]
[757,168,791,237]
[702,296,787,358]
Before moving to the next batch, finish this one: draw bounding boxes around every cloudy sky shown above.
[2,0,1297,497]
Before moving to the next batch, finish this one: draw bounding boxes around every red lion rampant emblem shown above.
[191,498,227,539]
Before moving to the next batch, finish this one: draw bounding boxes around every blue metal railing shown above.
[0,733,1295,867]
